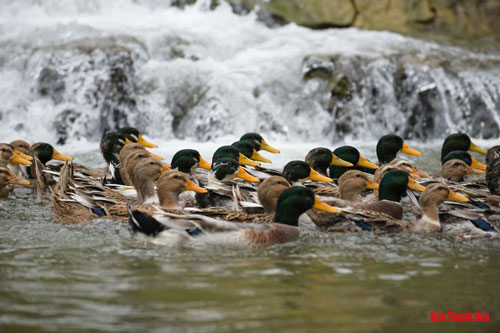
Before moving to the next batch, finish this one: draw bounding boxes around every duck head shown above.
[209,158,260,184]
[119,143,163,165]
[30,143,73,165]
[232,140,271,163]
[305,147,352,176]
[338,170,379,202]
[171,149,211,174]
[121,150,152,186]
[212,145,260,167]
[442,150,486,171]
[0,167,30,188]
[257,176,291,213]
[117,127,158,148]
[100,132,126,165]
[157,171,207,209]
[376,134,422,164]
[283,160,332,186]
[379,170,425,202]
[330,146,378,179]
[441,133,487,160]
[486,145,500,166]
[240,132,280,153]
[133,158,169,204]
[441,159,484,182]
[274,186,338,226]
[0,143,32,167]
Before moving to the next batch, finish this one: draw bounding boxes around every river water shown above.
[1,141,499,331]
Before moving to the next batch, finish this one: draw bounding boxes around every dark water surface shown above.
[1,147,499,332]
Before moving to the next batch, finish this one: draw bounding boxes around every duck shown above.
[232,140,272,164]
[0,143,32,167]
[117,127,158,148]
[376,134,422,164]
[329,145,379,179]
[441,150,487,171]
[127,186,338,248]
[100,132,126,165]
[212,145,260,167]
[441,159,484,182]
[170,149,212,174]
[486,146,500,195]
[7,140,33,178]
[30,142,73,166]
[307,170,426,232]
[304,147,353,176]
[120,150,169,187]
[0,166,30,198]
[283,160,333,186]
[441,133,487,161]
[240,132,280,154]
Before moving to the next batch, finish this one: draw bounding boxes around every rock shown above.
[37,68,65,103]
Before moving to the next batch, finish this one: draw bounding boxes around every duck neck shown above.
[159,189,181,210]
[421,201,440,223]
[378,184,406,202]
[274,203,301,226]
[136,177,157,204]
[339,185,361,202]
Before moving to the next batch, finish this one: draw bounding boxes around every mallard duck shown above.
[257,176,292,213]
[329,145,379,179]
[7,140,32,178]
[283,160,333,186]
[441,159,484,181]
[212,145,260,167]
[170,149,211,174]
[337,170,379,201]
[486,146,500,195]
[0,166,30,198]
[0,143,32,167]
[30,142,73,166]
[442,150,487,171]
[376,134,422,164]
[240,133,280,154]
[127,186,338,248]
[117,127,158,148]
[308,170,426,232]
[232,141,272,164]
[441,133,487,160]
[304,147,353,176]
[100,132,126,165]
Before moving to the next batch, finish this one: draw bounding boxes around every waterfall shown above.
[1,0,499,144]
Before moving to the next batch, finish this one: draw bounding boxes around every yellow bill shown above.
[471,158,486,171]
[184,179,208,193]
[239,153,260,167]
[15,150,33,161]
[52,149,73,161]
[447,190,469,203]
[138,134,158,149]
[466,165,485,175]
[413,168,430,178]
[365,178,379,190]
[251,149,272,163]
[357,155,379,169]
[161,163,171,175]
[236,167,260,182]
[313,196,339,213]
[260,140,280,154]
[11,152,32,165]
[469,141,487,154]
[407,177,426,192]
[198,157,212,170]
[8,173,30,186]
[331,154,353,167]
[400,142,422,156]
[309,168,333,183]
[147,150,163,160]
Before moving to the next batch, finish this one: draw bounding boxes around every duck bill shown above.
[409,172,420,179]
[331,154,353,167]
[260,140,280,154]
[407,177,426,192]
[184,179,208,193]
[309,168,333,183]
[400,142,422,156]
[414,168,430,178]
[236,167,260,182]
[125,138,133,145]
[15,150,33,161]
[147,150,163,160]
[365,178,379,190]
[251,149,272,163]
[313,196,339,213]
[198,157,212,170]
[160,163,171,175]
[138,134,158,148]
[357,155,379,169]
[469,141,487,154]
[52,149,73,161]
[447,190,469,203]
[470,158,486,171]
[239,153,260,167]
[466,165,485,175]
[8,174,31,186]
[11,152,32,165]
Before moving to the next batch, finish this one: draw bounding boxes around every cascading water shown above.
[0,0,499,145]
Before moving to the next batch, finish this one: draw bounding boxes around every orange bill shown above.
[251,149,272,163]
[313,196,339,213]
[11,152,32,165]
[400,142,422,156]
[138,134,158,149]
[239,153,260,167]
[198,157,212,170]
[147,150,163,160]
[469,141,487,154]
[413,168,430,178]
[260,140,280,154]
[161,163,171,174]
[447,190,469,203]
[184,179,208,193]
[365,178,379,190]
[407,177,426,192]
[331,154,353,167]
[8,173,30,186]
[466,165,485,175]
[357,155,379,169]
[52,149,73,161]
[471,158,486,171]
[309,168,333,183]
[15,150,33,161]
[236,167,260,182]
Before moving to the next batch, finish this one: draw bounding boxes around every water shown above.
[1,143,500,332]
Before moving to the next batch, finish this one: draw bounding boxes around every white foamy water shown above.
[1,0,499,146]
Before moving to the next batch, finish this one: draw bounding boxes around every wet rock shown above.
[37,68,65,103]
[53,109,81,145]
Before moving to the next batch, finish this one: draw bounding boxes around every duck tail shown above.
[127,203,166,236]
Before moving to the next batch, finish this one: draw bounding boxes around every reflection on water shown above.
[1,147,499,331]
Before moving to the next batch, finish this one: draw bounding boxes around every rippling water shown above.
[1,143,499,331]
